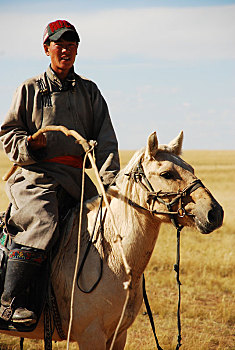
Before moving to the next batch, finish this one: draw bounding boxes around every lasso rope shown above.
[66,149,90,350]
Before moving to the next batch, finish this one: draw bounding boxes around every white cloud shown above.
[183,102,191,107]
[1,5,235,61]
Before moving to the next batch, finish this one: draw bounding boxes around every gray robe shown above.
[0,66,120,250]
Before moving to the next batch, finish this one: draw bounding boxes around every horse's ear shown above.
[168,131,184,155]
[145,132,159,159]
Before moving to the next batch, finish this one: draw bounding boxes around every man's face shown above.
[44,39,78,78]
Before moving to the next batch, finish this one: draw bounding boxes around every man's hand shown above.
[27,134,47,151]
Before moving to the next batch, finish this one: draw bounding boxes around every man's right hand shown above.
[27,134,47,151]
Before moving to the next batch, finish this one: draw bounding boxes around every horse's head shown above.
[120,131,223,234]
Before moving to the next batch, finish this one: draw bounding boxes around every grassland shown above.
[0,149,234,350]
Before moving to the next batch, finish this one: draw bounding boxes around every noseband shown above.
[125,161,205,229]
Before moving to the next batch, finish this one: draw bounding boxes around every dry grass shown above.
[0,150,235,349]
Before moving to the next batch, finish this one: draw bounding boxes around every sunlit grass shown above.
[0,150,234,349]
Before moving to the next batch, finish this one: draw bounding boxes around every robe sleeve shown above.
[90,82,120,186]
[0,84,37,166]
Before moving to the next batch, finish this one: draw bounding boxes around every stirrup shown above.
[0,297,15,321]
[11,307,37,325]
[0,297,37,325]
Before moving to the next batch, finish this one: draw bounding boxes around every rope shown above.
[84,144,132,348]
[20,337,24,350]
[174,227,183,350]
[44,294,53,350]
[109,289,130,350]
[65,143,132,350]
[50,287,66,340]
[142,227,183,350]
[66,141,131,350]
[76,196,103,293]
[66,150,90,349]
[142,274,163,350]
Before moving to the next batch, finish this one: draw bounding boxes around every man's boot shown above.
[0,248,46,325]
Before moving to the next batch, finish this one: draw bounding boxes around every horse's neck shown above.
[106,196,161,280]
[53,194,161,289]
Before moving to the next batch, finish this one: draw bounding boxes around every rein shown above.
[125,160,205,349]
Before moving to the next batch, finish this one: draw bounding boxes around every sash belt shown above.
[44,155,83,168]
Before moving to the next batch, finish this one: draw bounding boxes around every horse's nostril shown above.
[208,205,224,227]
[208,209,216,224]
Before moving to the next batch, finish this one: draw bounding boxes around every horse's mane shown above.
[116,148,144,192]
[113,148,146,228]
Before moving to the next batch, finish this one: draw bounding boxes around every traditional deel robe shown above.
[0,66,120,250]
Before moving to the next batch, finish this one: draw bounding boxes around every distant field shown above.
[0,149,234,349]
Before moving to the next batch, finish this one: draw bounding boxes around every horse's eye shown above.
[160,171,174,179]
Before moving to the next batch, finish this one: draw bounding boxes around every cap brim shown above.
[49,28,79,42]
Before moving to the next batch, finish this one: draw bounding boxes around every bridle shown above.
[125,160,205,230]
[125,159,205,350]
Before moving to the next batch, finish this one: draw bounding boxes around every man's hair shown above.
[44,39,50,46]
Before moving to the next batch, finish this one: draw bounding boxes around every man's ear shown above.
[43,44,50,56]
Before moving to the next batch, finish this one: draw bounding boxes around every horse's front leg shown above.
[106,331,127,350]
[77,321,107,350]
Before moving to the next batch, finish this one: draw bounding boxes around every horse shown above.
[0,130,223,349]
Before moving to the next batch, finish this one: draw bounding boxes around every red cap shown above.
[43,20,80,43]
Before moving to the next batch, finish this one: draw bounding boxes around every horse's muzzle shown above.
[195,201,224,234]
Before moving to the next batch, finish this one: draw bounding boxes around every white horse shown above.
[1,131,223,349]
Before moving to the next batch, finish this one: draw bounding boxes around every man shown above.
[0,20,120,325]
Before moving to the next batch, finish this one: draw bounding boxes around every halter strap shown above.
[125,161,205,224]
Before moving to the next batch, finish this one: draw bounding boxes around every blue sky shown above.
[0,0,234,150]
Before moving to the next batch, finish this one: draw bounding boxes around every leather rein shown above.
[125,160,205,350]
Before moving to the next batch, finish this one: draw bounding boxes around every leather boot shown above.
[0,248,46,325]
